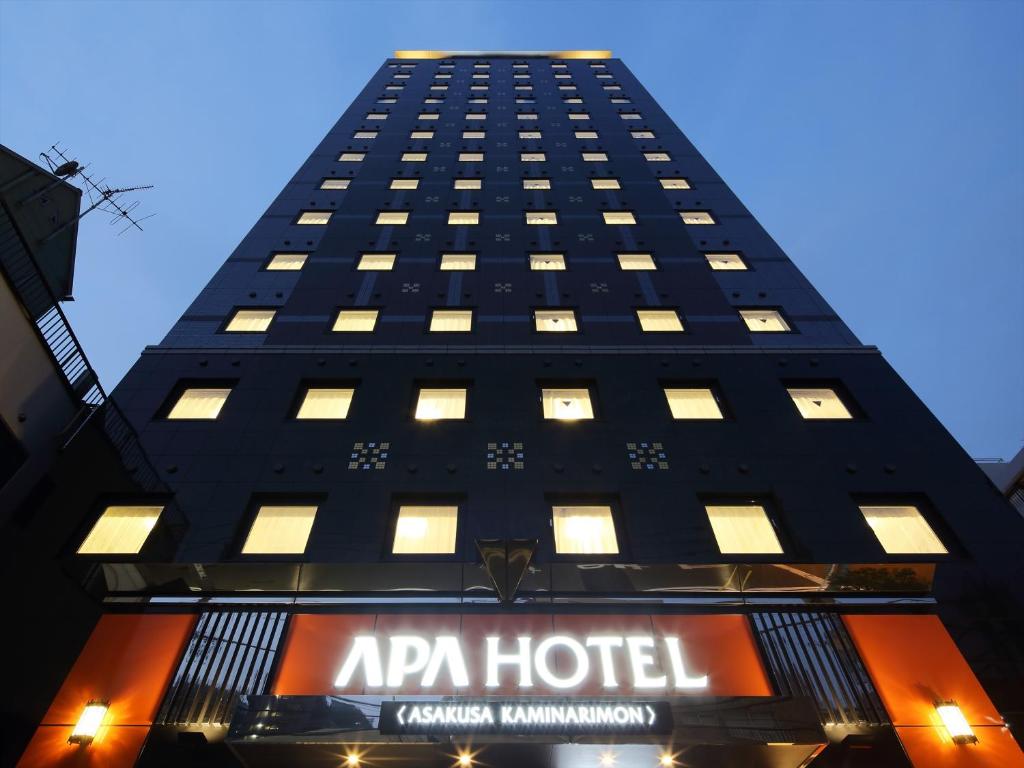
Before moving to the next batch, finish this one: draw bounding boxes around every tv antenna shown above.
[39,143,155,237]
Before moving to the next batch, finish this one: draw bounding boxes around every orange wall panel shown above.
[17,725,148,768]
[897,726,1024,768]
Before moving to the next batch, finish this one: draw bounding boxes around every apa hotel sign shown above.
[274,614,774,698]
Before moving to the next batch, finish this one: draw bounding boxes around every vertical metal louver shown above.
[157,611,287,726]
[752,612,888,726]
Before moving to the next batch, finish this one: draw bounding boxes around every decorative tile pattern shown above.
[590,281,609,294]
[349,441,390,470]
[627,441,668,470]
[401,282,420,293]
[487,441,524,470]
[494,282,513,293]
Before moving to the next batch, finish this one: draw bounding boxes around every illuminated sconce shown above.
[659,753,677,767]
[936,700,978,745]
[456,751,474,767]
[599,752,616,767]
[68,700,108,745]
[344,752,361,767]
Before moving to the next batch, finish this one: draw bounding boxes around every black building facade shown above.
[13,51,1024,768]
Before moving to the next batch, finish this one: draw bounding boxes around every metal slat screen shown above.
[157,611,287,726]
[752,612,888,726]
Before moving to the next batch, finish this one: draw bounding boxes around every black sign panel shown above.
[379,700,673,736]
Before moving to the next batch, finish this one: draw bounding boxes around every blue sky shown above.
[1,0,1021,460]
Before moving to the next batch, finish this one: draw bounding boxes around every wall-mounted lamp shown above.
[68,700,108,745]
[936,700,978,745]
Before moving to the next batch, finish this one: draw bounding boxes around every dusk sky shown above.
[1,0,1021,460]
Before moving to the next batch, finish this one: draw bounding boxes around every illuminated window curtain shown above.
[617,253,656,270]
[391,179,419,189]
[296,388,354,419]
[787,388,852,419]
[266,253,307,271]
[415,389,467,420]
[333,310,378,332]
[664,389,723,420]
[535,310,577,332]
[659,178,690,189]
[297,211,331,225]
[430,311,472,332]
[448,212,479,225]
[440,254,476,270]
[680,211,715,225]
[358,254,396,271]
[525,211,557,225]
[591,179,620,189]
[523,179,550,189]
[77,505,163,554]
[705,505,783,554]
[552,506,619,554]
[242,505,318,554]
[705,253,745,271]
[392,505,459,553]
[225,309,275,332]
[542,388,594,420]
[637,310,683,332]
[376,211,409,224]
[530,254,565,270]
[740,309,790,332]
[454,179,481,190]
[168,388,230,420]
[602,212,635,225]
[859,505,947,554]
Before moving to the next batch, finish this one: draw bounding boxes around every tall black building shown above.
[13,51,1024,768]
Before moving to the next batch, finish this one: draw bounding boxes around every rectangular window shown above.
[297,211,331,225]
[453,178,482,190]
[680,211,715,225]
[390,178,419,190]
[535,309,577,332]
[859,505,947,554]
[575,130,599,139]
[517,113,538,120]
[332,309,378,332]
[603,85,622,91]
[582,152,608,161]
[471,84,488,91]
[168,388,230,420]
[705,252,747,271]
[377,98,397,104]
[415,388,467,420]
[591,178,620,189]
[353,130,378,138]
[376,211,409,225]
[526,211,557,225]
[659,178,691,189]
[637,309,684,332]
[610,98,631,104]
[357,253,396,271]
[464,113,487,121]
[242,505,318,555]
[558,85,577,91]
[266,252,307,271]
[563,97,584,104]
[553,505,619,555]
[523,178,551,190]
[519,130,542,139]
[418,113,440,121]
[365,112,388,120]
[296,387,354,419]
[631,130,656,139]
[321,178,350,190]
[664,388,724,420]
[740,309,791,332]
[568,113,590,120]
[617,253,656,270]
[440,253,476,271]
[521,152,546,162]
[393,505,458,554]
[448,211,479,225]
[542,388,594,420]
[644,152,671,162]
[337,152,364,162]
[530,253,566,271]
[787,387,853,419]
[619,112,642,120]
[463,130,486,139]
[603,211,636,225]
[77,505,163,555]
[401,152,427,162]
[429,309,473,332]
[409,130,434,139]
[225,308,275,332]
[705,504,783,554]
[459,152,484,162]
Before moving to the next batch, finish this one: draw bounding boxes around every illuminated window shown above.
[705,504,783,554]
[393,505,458,554]
[468,98,487,105]
[530,253,566,271]
[740,309,790,332]
[472,73,489,79]
[365,112,388,120]
[637,309,683,332]
[517,113,538,120]
[617,253,656,270]
[168,388,230,420]
[705,252,747,271]
[464,113,487,121]
[357,253,396,271]
[459,152,484,162]
[390,178,419,190]
[664,388,724,420]
[542,388,594,420]
[321,178,350,190]
[332,309,378,332]
[631,130,655,139]
[591,178,620,190]
[787,387,853,419]
[575,131,598,139]
[296,387,354,419]
[610,98,631,104]
[401,152,427,162]
[376,211,409,225]
[523,178,551,190]
[582,152,608,161]
[448,211,479,225]
[526,211,557,225]
[242,505,318,555]
[568,113,590,120]
[558,85,577,91]
[430,309,473,332]
[553,505,618,555]
[659,178,690,189]
[297,211,331,225]
[680,211,715,225]
[521,152,546,162]
[353,130,378,138]
[266,252,307,271]
[415,388,467,420]
[463,130,486,139]
[859,505,947,555]
[563,97,584,104]
[535,309,577,332]
[338,151,365,163]
[471,84,488,91]
[77,505,163,555]
[410,130,434,139]
[453,178,481,190]
[225,308,275,332]
[603,211,636,225]
[519,130,542,139]
[418,113,440,121]
[644,152,671,162]
[440,253,476,271]
[619,112,642,120]
[603,85,621,91]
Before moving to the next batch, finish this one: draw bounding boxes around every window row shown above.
[363,111,645,123]
[296,209,714,226]
[321,175,692,193]
[348,128,660,141]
